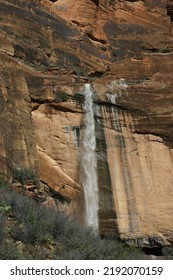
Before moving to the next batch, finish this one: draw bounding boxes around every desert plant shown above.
[0,241,30,259]
[9,193,69,244]
[59,235,99,259]
[10,194,46,243]
[13,167,39,187]
[0,242,19,259]
[0,203,11,214]
[74,93,84,105]
[10,193,37,221]
[0,212,6,242]
[0,187,145,260]
[0,173,9,189]
[55,91,69,102]
[58,235,143,260]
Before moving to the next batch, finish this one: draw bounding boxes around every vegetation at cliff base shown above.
[13,168,39,187]
[0,177,149,260]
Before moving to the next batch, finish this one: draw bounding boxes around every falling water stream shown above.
[81,83,99,231]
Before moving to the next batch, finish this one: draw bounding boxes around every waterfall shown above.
[81,83,99,231]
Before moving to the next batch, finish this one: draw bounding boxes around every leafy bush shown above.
[0,242,19,259]
[0,203,11,214]
[0,241,30,259]
[74,93,84,105]
[0,212,6,242]
[9,192,71,244]
[13,167,39,186]
[10,193,37,221]
[0,188,145,259]
[0,173,9,189]
[11,219,48,244]
[55,91,69,102]
[58,233,143,260]
[10,195,48,243]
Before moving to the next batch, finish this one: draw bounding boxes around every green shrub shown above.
[0,213,6,242]
[0,242,19,259]
[0,190,46,244]
[55,91,69,102]
[58,235,143,260]
[11,219,48,244]
[57,231,117,260]
[74,93,84,105]
[10,193,37,222]
[9,193,70,244]
[0,188,145,260]
[59,235,99,259]
[0,173,9,189]
[0,203,11,214]
[10,194,47,243]
[13,167,39,186]
[0,241,30,259]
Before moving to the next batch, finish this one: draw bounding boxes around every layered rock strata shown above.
[0,0,173,246]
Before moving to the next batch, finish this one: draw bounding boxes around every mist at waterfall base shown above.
[80,83,99,232]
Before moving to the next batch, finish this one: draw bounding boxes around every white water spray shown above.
[81,83,99,231]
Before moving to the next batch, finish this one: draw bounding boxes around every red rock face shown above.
[1,0,173,246]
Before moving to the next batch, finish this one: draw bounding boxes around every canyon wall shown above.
[0,0,173,246]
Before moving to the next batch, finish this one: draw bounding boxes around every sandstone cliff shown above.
[0,0,173,248]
